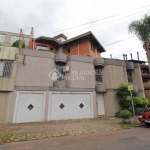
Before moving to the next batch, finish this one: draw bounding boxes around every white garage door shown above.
[14,92,45,123]
[50,93,93,120]
[97,93,105,115]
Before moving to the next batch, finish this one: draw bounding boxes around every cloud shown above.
[0,0,150,61]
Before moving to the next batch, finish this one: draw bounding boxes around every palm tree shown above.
[128,14,150,51]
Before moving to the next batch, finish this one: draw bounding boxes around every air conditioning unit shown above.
[63,66,70,72]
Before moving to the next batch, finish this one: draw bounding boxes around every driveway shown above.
[0,117,141,144]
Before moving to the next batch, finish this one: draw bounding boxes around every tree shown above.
[128,14,150,51]
[116,83,138,100]
[11,40,26,48]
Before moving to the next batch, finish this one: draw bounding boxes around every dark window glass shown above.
[95,66,102,82]
[127,70,133,82]
[66,48,70,53]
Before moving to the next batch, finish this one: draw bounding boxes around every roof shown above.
[35,31,106,53]
[35,36,60,47]
[61,31,106,53]
[127,59,146,64]
[53,33,67,40]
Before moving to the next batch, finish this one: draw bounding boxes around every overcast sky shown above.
[1,0,150,61]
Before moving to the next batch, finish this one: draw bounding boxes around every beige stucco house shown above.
[0,31,145,123]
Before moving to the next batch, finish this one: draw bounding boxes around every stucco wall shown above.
[103,65,128,89]
[0,92,12,123]
[104,92,120,116]
[133,66,145,98]
[15,55,55,88]
[66,61,95,88]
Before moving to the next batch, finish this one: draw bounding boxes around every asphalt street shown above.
[0,126,149,150]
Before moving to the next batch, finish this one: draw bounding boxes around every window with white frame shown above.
[0,34,5,42]
[0,60,13,77]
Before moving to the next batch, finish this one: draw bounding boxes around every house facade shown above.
[0,31,145,123]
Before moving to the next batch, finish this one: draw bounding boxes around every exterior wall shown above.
[28,41,56,52]
[66,61,95,89]
[0,31,29,47]
[146,51,150,71]
[104,92,120,116]
[103,65,128,89]
[15,50,55,89]
[133,64,145,97]
[145,90,150,100]
[0,92,13,123]
[0,46,19,91]
[102,59,128,115]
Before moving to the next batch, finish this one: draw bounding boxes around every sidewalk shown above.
[0,117,135,144]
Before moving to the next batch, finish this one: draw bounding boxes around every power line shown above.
[43,4,150,35]
[104,36,136,46]
[60,9,150,36]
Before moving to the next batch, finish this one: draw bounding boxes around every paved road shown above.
[0,126,149,150]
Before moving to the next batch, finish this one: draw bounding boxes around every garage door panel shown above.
[14,93,45,123]
[50,93,93,120]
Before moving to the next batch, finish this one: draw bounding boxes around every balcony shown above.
[95,83,106,93]
[142,73,150,78]
[126,62,134,70]
[94,58,104,67]
[55,53,67,63]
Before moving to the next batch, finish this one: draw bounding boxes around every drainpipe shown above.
[78,42,79,55]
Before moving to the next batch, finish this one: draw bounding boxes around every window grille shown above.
[127,70,133,82]
[0,60,13,77]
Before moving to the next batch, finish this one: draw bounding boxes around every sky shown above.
[0,0,150,61]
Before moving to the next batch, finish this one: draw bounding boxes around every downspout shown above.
[78,42,79,55]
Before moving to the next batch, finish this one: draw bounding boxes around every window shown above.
[10,36,19,44]
[66,48,70,53]
[91,43,95,50]
[143,78,149,82]
[56,62,66,80]
[95,66,102,82]
[0,34,5,42]
[127,70,133,82]
[50,47,53,51]
[0,60,13,77]
[36,45,47,51]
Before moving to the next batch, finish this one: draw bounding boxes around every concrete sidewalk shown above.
[0,117,136,144]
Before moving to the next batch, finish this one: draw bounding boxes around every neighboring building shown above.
[127,58,150,101]
[28,31,105,58]
[0,29,31,47]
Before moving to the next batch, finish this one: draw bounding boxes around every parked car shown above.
[138,111,150,127]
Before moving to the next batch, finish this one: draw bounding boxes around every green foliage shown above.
[133,97,149,107]
[11,40,25,48]
[129,107,150,115]
[115,111,121,118]
[116,83,138,100]
[128,14,150,50]
[118,110,132,119]
[119,100,132,109]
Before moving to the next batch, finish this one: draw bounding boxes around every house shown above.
[0,31,145,123]
[28,31,105,58]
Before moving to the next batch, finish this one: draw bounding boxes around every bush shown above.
[119,100,132,109]
[115,111,121,118]
[118,110,132,119]
[133,97,149,107]
[129,107,150,115]
[12,40,25,48]
[116,83,138,99]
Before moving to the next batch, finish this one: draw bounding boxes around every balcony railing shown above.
[143,82,150,90]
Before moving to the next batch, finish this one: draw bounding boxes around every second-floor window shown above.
[66,48,70,54]
[95,66,102,82]
[0,60,13,77]
[127,70,133,82]
[36,45,47,51]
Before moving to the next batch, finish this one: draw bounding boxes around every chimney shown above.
[123,54,125,61]
[137,52,139,60]
[130,53,133,60]
[110,54,112,59]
